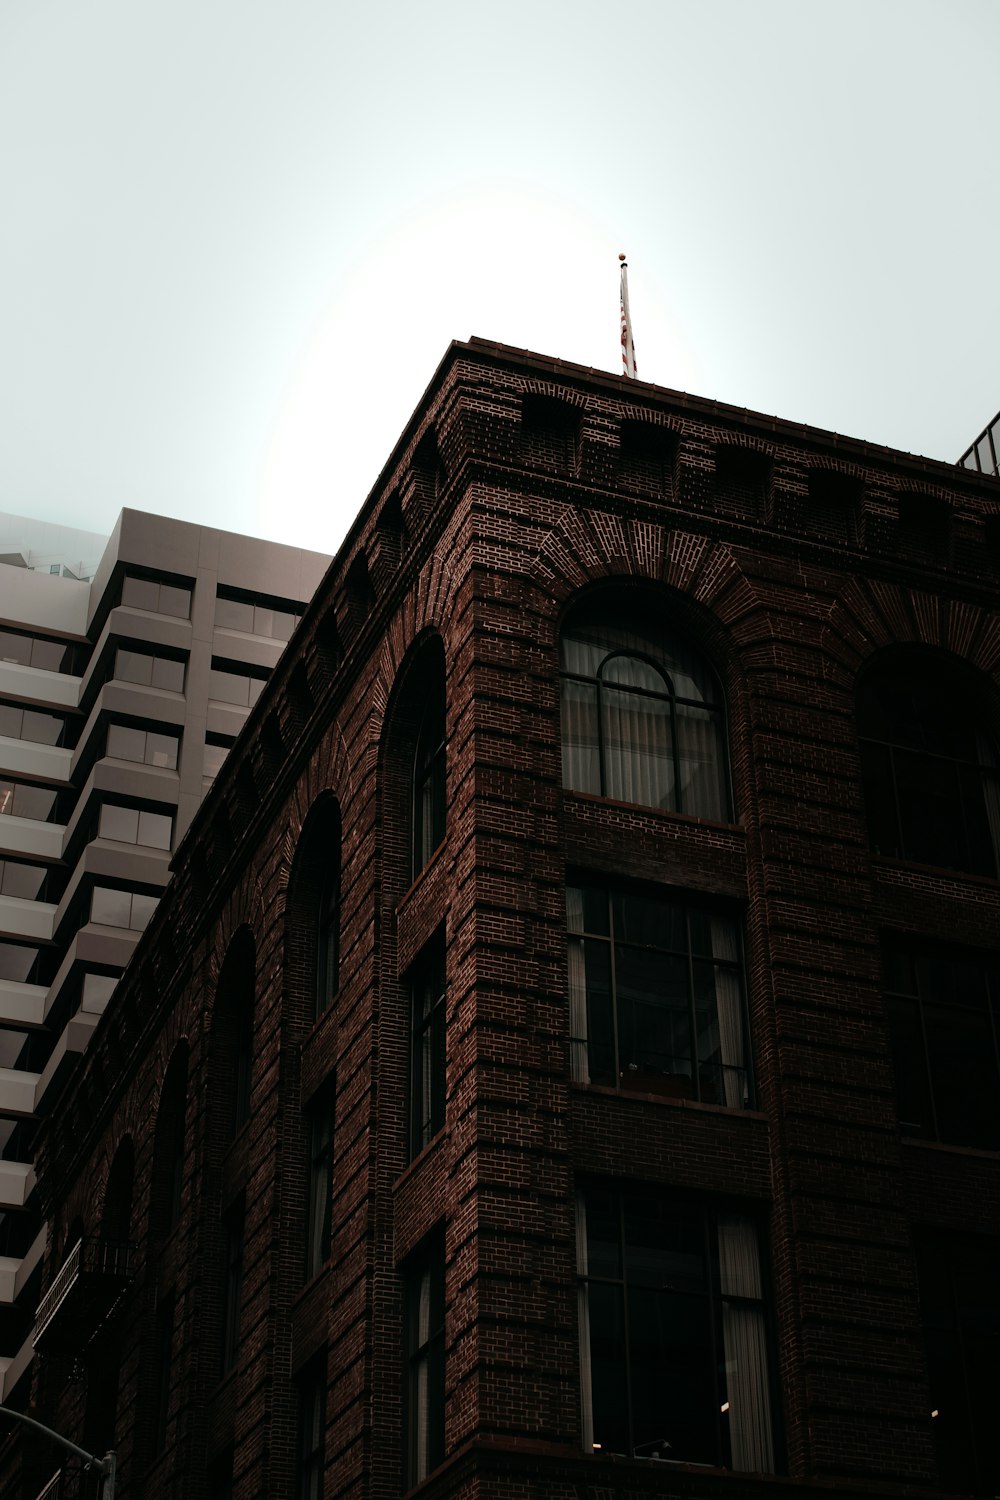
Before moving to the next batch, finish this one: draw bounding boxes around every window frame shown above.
[409,936,446,1157]
[404,1234,445,1487]
[566,882,751,1108]
[559,602,731,822]
[304,1087,335,1281]
[296,1354,327,1500]
[577,1182,777,1472]
[412,689,446,877]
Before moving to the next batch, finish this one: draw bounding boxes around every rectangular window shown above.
[916,1236,1000,1496]
[106,722,180,769]
[404,1235,445,1487]
[0,629,76,674]
[216,589,302,642]
[0,942,41,983]
[91,887,158,932]
[567,885,749,1106]
[0,860,47,900]
[209,664,267,708]
[220,1196,245,1377]
[0,703,65,746]
[296,1355,327,1500]
[305,1089,335,1280]
[0,779,58,822]
[577,1184,774,1471]
[98,803,173,850]
[882,941,1000,1149]
[114,648,185,694]
[122,573,192,619]
[410,936,446,1157]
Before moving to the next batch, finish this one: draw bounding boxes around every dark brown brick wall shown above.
[8,339,1000,1500]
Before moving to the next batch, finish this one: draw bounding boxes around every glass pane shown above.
[0,632,31,666]
[146,732,179,769]
[151,657,184,693]
[20,709,63,746]
[585,1282,630,1456]
[107,725,146,762]
[624,1195,705,1293]
[138,811,172,849]
[0,861,46,899]
[116,650,153,686]
[886,995,932,1137]
[92,887,132,927]
[122,576,160,610]
[99,805,140,843]
[159,584,191,619]
[676,703,727,819]
[925,1002,1000,1148]
[215,597,255,632]
[582,937,615,1084]
[0,705,21,736]
[130,893,158,930]
[560,679,600,794]
[629,1286,716,1463]
[209,670,249,706]
[601,685,672,808]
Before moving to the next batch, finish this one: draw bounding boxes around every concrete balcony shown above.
[33,1011,99,1114]
[0,979,47,1028]
[33,1235,135,1355]
[0,893,57,944]
[0,1160,35,1207]
[0,813,64,862]
[0,1223,46,1304]
[0,1068,41,1120]
[0,661,80,712]
[0,736,72,784]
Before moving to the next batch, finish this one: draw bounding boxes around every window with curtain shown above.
[915,1236,1000,1497]
[410,935,446,1157]
[305,1088,335,1280]
[412,679,446,876]
[560,601,729,820]
[882,941,1000,1150]
[404,1235,445,1487]
[858,657,1000,877]
[567,884,750,1106]
[577,1183,775,1472]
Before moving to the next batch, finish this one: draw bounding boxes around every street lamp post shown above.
[0,1403,115,1499]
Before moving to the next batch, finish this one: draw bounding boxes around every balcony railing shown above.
[33,1473,61,1500]
[33,1237,135,1354]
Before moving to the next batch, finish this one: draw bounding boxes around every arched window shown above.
[288,798,341,1024]
[560,599,730,820]
[858,655,1000,876]
[413,676,446,875]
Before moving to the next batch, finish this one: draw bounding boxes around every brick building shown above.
[5,338,1000,1499]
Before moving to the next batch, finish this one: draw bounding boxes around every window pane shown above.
[146,731,179,769]
[0,631,31,666]
[561,679,600,794]
[0,861,46,899]
[138,811,172,849]
[158,584,191,619]
[215,597,255,632]
[130,893,158,930]
[107,724,146,761]
[122,576,160,611]
[99,805,140,843]
[151,657,184,693]
[92,887,132,927]
[116,650,153,686]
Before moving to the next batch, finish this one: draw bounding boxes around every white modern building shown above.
[0,509,330,1404]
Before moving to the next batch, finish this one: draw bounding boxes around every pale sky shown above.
[2,0,998,557]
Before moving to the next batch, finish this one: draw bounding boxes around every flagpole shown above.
[619,252,637,380]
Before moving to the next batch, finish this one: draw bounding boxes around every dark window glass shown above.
[91,887,158,931]
[122,574,192,618]
[0,860,47,900]
[216,591,302,641]
[567,886,749,1106]
[0,942,41,982]
[0,780,58,822]
[578,1184,774,1471]
[410,938,446,1155]
[97,803,172,850]
[305,1090,334,1280]
[882,941,1000,1149]
[215,596,255,632]
[296,1357,327,1500]
[916,1236,1000,1496]
[560,602,730,820]
[858,660,1000,877]
[106,723,180,769]
[0,704,64,745]
[115,649,185,694]
[0,630,75,673]
[209,667,266,707]
[405,1236,445,1486]
[220,1197,245,1376]
[413,684,445,875]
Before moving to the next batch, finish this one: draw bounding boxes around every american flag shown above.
[620,257,637,379]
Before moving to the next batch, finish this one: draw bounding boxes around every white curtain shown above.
[561,678,601,794]
[717,1214,773,1472]
[566,890,590,1083]
[601,658,673,808]
[711,919,746,1108]
[676,702,727,820]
